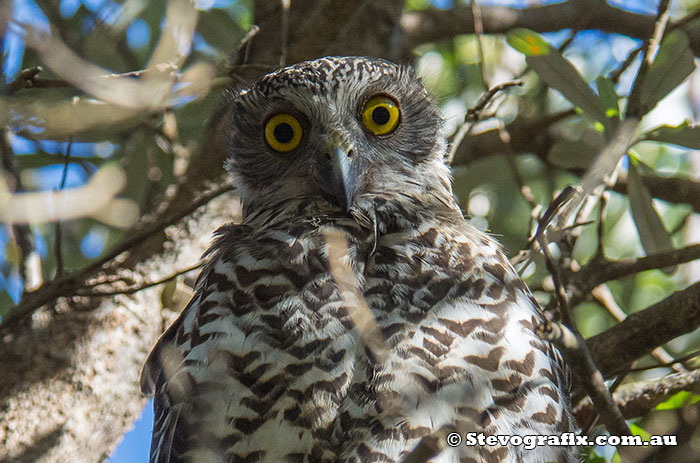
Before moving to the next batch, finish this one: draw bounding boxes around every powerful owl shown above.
[141,56,575,463]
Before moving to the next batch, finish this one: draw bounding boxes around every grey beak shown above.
[330,146,356,211]
[324,145,359,212]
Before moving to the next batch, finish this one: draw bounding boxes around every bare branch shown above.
[0,181,234,329]
[587,281,700,378]
[280,0,291,66]
[626,0,673,118]
[401,0,700,57]
[574,369,700,424]
[574,244,700,299]
[470,0,489,90]
[592,284,686,374]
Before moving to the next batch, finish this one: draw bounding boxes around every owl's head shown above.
[227,56,456,223]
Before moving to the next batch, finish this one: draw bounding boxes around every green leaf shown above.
[655,390,700,410]
[506,28,550,56]
[0,291,16,319]
[639,30,696,114]
[548,139,600,169]
[507,29,608,124]
[197,9,245,55]
[582,449,608,463]
[630,423,651,440]
[627,158,675,269]
[645,121,700,149]
[596,77,620,119]
[160,278,179,309]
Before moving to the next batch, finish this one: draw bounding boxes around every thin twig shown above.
[280,0,291,67]
[535,233,573,328]
[504,147,540,242]
[0,129,37,289]
[76,263,202,297]
[470,0,489,90]
[54,140,73,277]
[645,0,672,66]
[240,24,260,65]
[1,182,235,328]
[625,349,700,373]
[595,192,607,259]
[610,45,642,85]
[580,368,631,436]
[447,80,523,164]
[626,0,673,117]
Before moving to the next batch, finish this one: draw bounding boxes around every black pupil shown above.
[274,123,294,143]
[372,106,391,125]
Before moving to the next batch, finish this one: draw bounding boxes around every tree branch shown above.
[448,117,700,214]
[0,182,235,330]
[587,281,700,378]
[401,0,700,57]
[574,369,700,425]
[572,244,700,301]
[612,171,700,214]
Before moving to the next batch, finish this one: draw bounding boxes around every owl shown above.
[141,56,576,463]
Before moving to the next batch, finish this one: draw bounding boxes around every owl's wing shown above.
[140,300,187,396]
[140,294,200,463]
[140,223,246,463]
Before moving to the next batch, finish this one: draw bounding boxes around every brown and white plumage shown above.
[141,56,576,463]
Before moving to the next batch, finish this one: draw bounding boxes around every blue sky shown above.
[110,401,153,462]
[2,0,668,461]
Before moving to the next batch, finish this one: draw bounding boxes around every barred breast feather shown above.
[141,198,575,463]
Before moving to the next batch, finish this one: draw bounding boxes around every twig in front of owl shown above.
[325,229,390,365]
[238,24,260,65]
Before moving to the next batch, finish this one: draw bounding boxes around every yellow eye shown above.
[265,113,303,152]
[361,95,400,135]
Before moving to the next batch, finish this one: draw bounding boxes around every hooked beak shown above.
[322,140,363,212]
